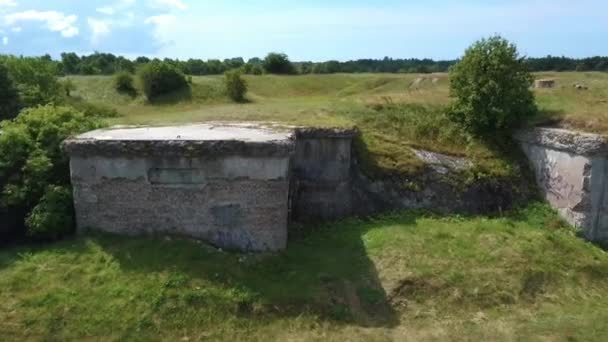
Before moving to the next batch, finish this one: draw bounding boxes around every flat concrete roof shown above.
[75,124,293,142]
[64,124,295,158]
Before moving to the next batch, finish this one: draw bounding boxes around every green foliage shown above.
[138,61,189,100]
[223,70,247,102]
[448,36,538,138]
[0,62,20,120]
[0,55,62,108]
[25,186,74,240]
[263,52,296,74]
[113,71,136,94]
[0,105,101,239]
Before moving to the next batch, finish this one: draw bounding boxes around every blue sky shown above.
[0,0,606,61]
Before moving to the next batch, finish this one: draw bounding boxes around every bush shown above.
[0,105,101,240]
[25,186,74,240]
[224,70,247,102]
[448,36,537,138]
[138,61,188,100]
[0,62,20,120]
[113,71,136,94]
[263,53,296,74]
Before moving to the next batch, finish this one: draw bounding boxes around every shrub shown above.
[448,36,537,139]
[25,185,74,240]
[0,62,20,120]
[263,53,296,74]
[0,105,101,240]
[138,61,189,100]
[224,70,247,102]
[113,71,136,94]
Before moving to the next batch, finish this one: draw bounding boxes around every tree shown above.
[263,53,295,74]
[0,56,62,109]
[224,70,247,102]
[0,62,20,120]
[448,36,537,138]
[60,52,81,74]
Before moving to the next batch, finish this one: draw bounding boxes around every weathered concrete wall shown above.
[515,128,608,242]
[290,128,357,222]
[65,124,294,252]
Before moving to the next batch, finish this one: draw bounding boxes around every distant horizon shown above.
[8,51,608,64]
[0,1,607,61]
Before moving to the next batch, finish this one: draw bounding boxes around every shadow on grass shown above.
[528,109,566,128]
[90,217,402,328]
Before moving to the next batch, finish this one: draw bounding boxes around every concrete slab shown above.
[75,123,293,142]
[64,124,295,158]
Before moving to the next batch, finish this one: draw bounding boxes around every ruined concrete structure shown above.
[65,123,530,252]
[515,128,608,243]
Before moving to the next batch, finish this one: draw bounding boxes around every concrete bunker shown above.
[64,124,294,252]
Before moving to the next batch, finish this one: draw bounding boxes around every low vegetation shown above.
[1,204,608,340]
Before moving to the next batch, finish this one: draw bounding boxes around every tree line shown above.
[4,52,608,78]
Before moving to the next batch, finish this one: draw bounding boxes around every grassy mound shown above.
[1,203,607,340]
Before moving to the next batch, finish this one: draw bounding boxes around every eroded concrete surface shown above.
[515,128,608,242]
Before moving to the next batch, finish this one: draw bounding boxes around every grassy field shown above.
[67,72,608,178]
[68,72,608,131]
[2,203,608,341]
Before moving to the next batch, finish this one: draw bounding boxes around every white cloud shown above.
[10,26,20,32]
[145,14,176,45]
[88,18,110,44]
[2,36,7,45]
[4,10,79,37]
[150,0,186,11]
[145,14,176,25]
[96,7,115,15]
[0,0,17,7]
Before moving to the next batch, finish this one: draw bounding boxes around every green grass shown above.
[1,203,608,341]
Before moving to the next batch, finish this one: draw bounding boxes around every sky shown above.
[0,0,606,61]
